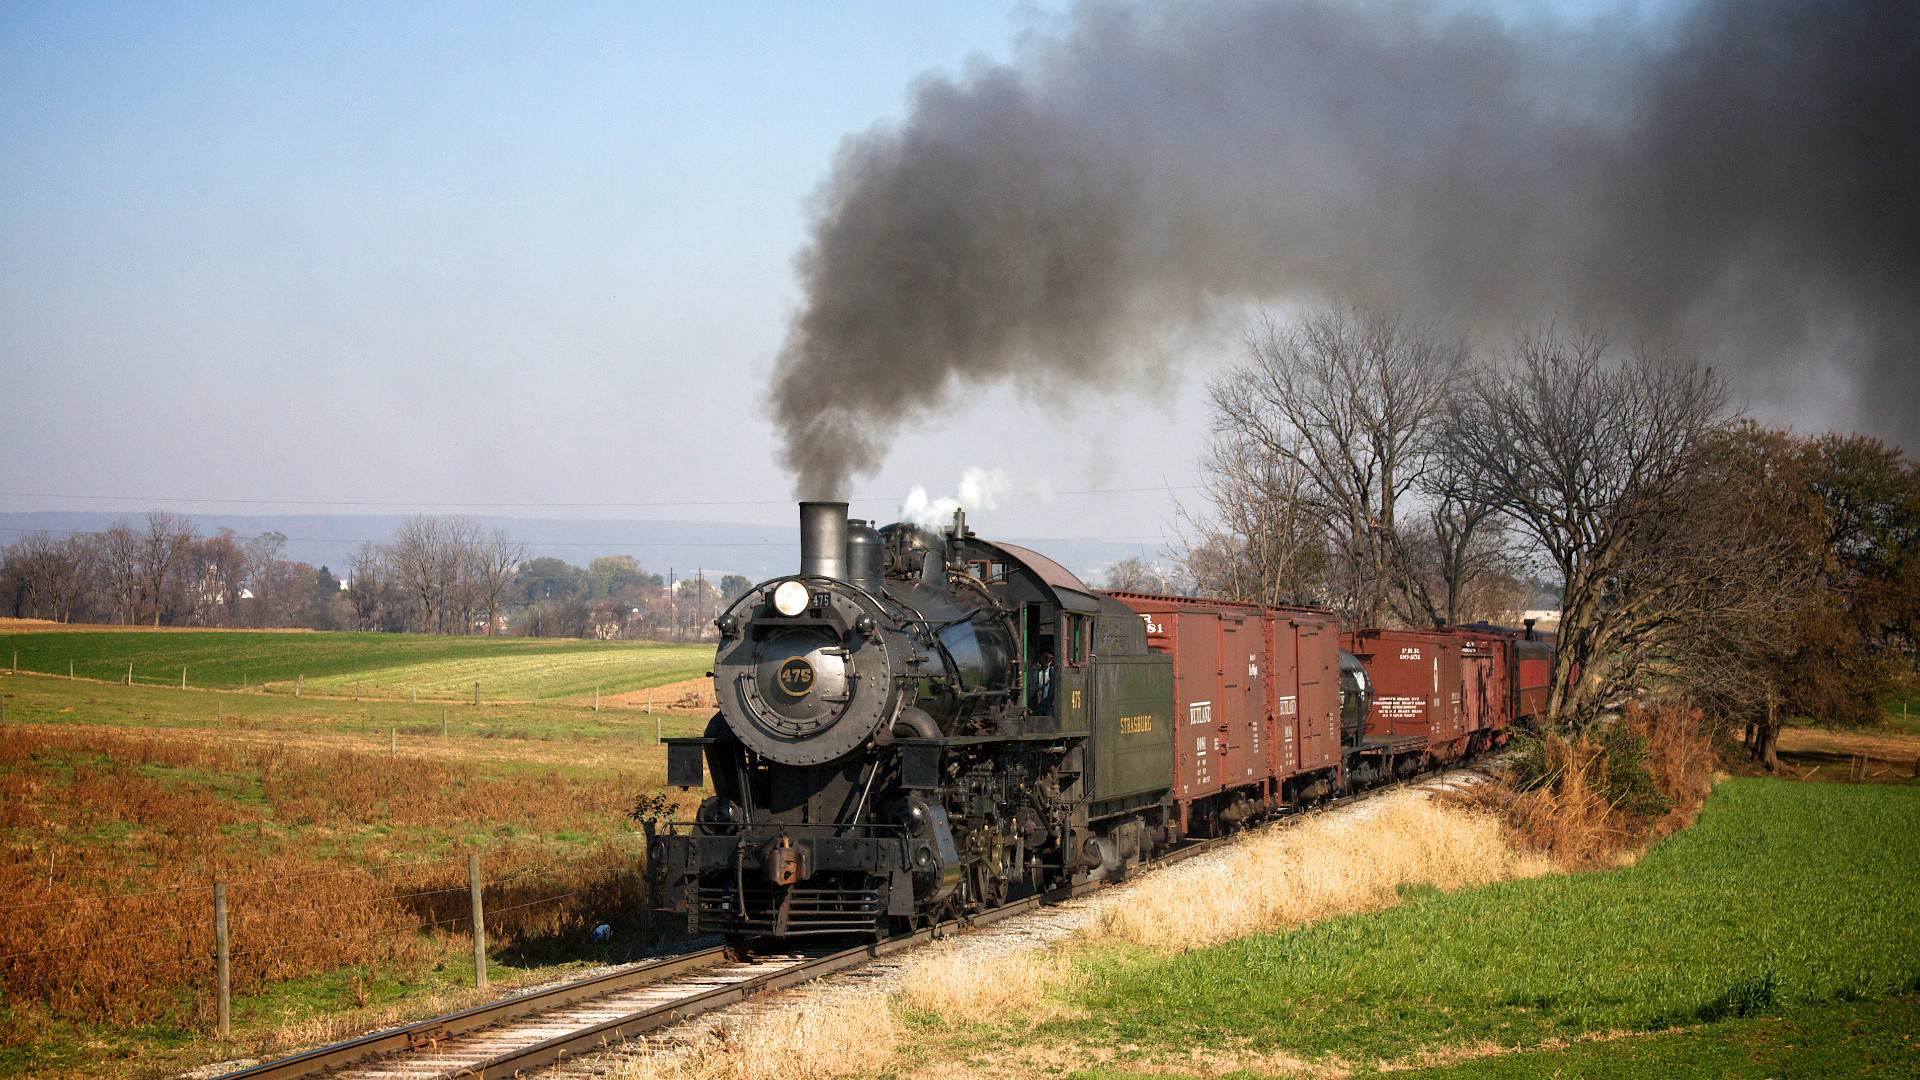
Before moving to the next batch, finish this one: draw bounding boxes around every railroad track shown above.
[216,765,1488,1080]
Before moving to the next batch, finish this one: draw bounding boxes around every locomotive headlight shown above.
[771,579,811,617]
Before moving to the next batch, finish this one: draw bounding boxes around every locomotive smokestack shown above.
[798,501,850,581]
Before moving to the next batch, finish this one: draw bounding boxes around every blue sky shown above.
[3,2,1200,546]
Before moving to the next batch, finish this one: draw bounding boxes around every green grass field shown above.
[1884,682,1920,735]
[0,630,709,700]
[949,778,1920,1077]
[0,675,717,766]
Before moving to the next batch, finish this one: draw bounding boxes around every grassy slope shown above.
[1021,778,1920,1074]
[0,631,710,698]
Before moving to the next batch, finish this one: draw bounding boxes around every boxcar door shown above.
[1295,619,1338,770]
[1176,611,1223,800]
[1218,615,1264,786]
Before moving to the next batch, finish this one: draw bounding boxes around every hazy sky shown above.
[2,2,1181,541]
[2,1,1906,555]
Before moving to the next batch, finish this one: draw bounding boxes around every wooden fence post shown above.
[69,659,73,679]
[656,717,662,745]
[181,666,187,690]
[468,854,488,991]
[441,708,448,736]
[214,882,230,1038]
[594,684,600,713]
[124,663,132,686]
[295,674,302,698]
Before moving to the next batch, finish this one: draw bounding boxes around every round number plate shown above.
[775,656,816,697]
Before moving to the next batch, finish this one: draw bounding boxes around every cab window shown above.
[1067,614,1089,666]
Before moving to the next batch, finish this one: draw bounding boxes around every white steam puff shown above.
[900,467,1018,528]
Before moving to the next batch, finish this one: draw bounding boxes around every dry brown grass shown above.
[1091,792,1553,950]
[594,677,717,711]
[1446,700,1718,870]
[0,723,668,1031]
[895,949,1079,1026]
[613,993,903,1080]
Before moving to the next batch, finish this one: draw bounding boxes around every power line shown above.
[0,525,1170,547]
[0,485,1196,509]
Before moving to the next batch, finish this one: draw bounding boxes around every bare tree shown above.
[97,521,143,625]
[1175,428,1326,605]
[470,527,526,636]
[243,531,287,627]
[1388,494,1522,626]
[389,516,451,633]
[132,511,198,625]
[1440,328,1732,725]
[1100,556,1167,593]
[2,532,96,622]
[345,541,405,631]
[1211,304,1468,623]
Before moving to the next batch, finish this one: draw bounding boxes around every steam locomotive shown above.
[653,502,1552,938]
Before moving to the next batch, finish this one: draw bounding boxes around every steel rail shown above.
[218,759,1490,1080]
[213,944,730,1080]
[441,765,1488,1079]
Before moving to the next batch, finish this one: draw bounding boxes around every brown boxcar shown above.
[1343,628,1473,764]
[1109,594,1341,834]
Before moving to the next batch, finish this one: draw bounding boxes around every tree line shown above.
[1158,305,1919,765]
[0,515,751,641]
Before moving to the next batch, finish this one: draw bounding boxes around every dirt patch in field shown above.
[593,677,716,712]
[1775,725,1920,781]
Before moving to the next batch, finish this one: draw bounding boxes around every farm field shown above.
[0,629,710,702]
[0,646,717,1080]
[903,778,1920,1078]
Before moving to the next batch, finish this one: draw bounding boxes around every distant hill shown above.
[0,511,1164,587]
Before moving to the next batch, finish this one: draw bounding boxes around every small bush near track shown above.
[1454,700,1718,868]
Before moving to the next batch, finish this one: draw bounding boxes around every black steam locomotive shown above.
[655,501,1180,937]
[654,502,1546,939]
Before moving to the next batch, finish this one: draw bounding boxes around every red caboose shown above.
[1107,594,1343,836]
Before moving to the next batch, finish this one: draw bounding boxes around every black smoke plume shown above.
[772,0,1920,498]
